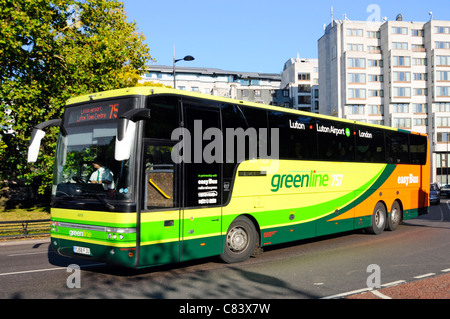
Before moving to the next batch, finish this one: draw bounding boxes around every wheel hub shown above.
[227,226,248,252]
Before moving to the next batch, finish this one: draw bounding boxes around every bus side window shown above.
[409,134,427,165]
[355,126,385,163]
[316,119,355,162]
[268,111,317,160]
[145,96,179,139]
[386,131,409,164]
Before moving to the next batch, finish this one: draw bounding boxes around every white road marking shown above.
[371,290,392,299]
[0,263,104,277]
[381,280,406,287]
[414,273,435,279]
[8,251,52,257]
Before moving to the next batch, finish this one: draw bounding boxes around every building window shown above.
[348,73,366,84]
[393,118,411,129]
[436,117,450,127]
[347,105,365,115]
[412,29,424,36]
[412,103,428,113]
[392,103,409,113]
[368,59,383,67]
[437,86,450,97]
[435,42,450,49]
[393,87,411,97]
[436,71,450,81]
[367,31,380,38]
[347,43,364,51]
[368,46,381,52]
[437,132,450,143]
[393,71,411,82]
[368,74,383,82]
[413,118,428,126]
[392,42,408,50]
[414,73,427,81]
[298,85,311,93]
[242,89,249,97]
[392,27,408,34]
[368,104,383,115]
[436,56,450,66]
[348,58,366,68]
[191,87,199,92]
[413,88,428,96]
[413,58,427,66]
[346,28,363,36]
[348,88,366,99]
[298,96,311,104]
[282,89,289,97]
[436,103,450,112]
[435,26,450,34]
[298,73,311,81]
[393,56,411,67]
[368,89,384,97]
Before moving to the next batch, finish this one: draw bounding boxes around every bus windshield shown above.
[53,122,134,201]
[52,97,138,202]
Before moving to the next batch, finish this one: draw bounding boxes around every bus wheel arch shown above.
[365,201,387,235]
[386,200,403,231]
[220,215,259,264]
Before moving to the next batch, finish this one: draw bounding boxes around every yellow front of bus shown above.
[49,95,140,268]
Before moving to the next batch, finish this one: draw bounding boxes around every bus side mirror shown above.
[115,119,136,161]
[28,119,62,163]
[115,109,151,161]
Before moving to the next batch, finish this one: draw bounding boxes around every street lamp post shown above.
[173,55,195,89]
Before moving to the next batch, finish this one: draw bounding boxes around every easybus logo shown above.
[270,171,344,192]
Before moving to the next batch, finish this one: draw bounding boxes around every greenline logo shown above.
[271,171,344,192]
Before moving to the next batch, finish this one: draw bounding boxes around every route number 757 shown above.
[331,174,344,187]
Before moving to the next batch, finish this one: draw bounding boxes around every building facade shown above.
[318,18,450,183]
[281,57,319,112]
[141,65,282,105]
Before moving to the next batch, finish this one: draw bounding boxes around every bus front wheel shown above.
[220,216,258,264]
[366,202,386,235]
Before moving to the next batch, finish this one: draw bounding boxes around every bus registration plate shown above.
[73,246,91,256]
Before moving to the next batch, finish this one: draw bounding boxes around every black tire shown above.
[220,216,258,264]
[365,202,386,235]
[386,201,402,231]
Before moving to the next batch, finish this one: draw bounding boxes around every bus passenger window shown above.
[355,126,385,163]
[386,132,409,164]
[268,111,317,160]
[409,134,427,165]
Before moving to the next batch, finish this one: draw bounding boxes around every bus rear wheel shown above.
[220,216,258,264]
[366,202,386,235]
[386,201,402,231]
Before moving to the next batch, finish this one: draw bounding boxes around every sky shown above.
[121,0,449,74]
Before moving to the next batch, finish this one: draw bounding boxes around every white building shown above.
[140,65,281,105]
[318,17,450,183]
[281,57,319,112]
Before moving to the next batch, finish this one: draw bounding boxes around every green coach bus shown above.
[28,87,430,268]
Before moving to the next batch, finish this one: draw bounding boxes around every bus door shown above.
[141,140,181,265]
[181,102,222,261]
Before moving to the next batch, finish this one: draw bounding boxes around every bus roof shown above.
[66,86,426,136]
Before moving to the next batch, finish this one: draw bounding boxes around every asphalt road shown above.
[0,200,449,301]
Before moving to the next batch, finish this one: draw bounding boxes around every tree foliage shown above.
[0,0,152,198]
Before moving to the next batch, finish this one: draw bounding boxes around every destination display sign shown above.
[65,98,137,125]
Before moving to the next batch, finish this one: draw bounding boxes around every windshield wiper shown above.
[86,193,115,212]
[52,193,115,211]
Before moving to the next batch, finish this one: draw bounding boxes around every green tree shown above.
[0,0,152,198]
